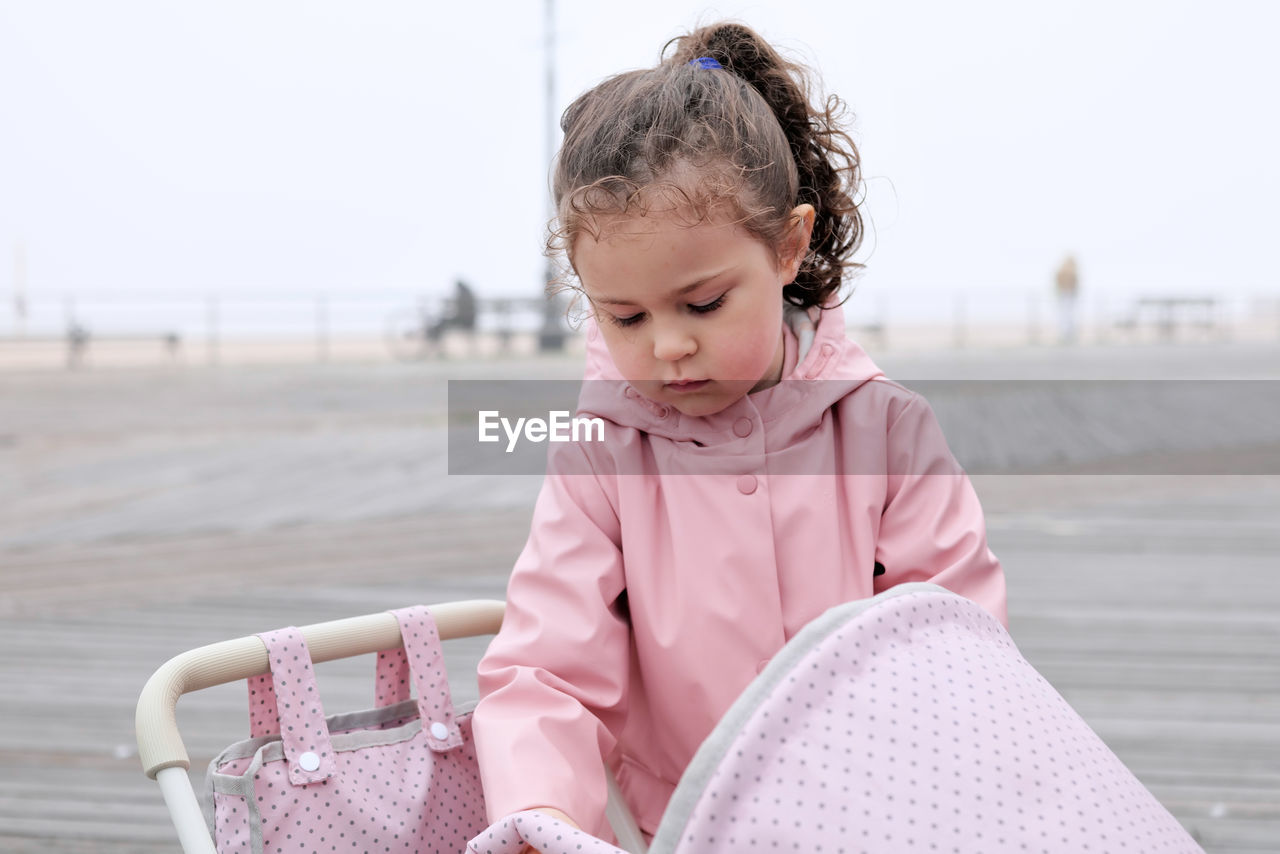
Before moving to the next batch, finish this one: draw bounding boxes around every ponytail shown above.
[552,21,864,310]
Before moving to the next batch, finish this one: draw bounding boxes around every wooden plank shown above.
[4,355,1279,852]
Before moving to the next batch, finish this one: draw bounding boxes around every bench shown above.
[0,327,182,367]
[1116,297,1219,340]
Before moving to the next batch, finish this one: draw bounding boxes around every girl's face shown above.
[574,204,814,417]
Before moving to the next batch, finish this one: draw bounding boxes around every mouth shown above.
[664,379,710,392]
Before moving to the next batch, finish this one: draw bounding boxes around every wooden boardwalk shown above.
[1,343,1277,852]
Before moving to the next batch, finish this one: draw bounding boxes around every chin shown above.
[632,378,757,417]
[669,399,731,418]
[666,388,748,417]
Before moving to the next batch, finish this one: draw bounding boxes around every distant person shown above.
[451,278,477,331]
[427,278,478,354]
[1055,254,1080,344]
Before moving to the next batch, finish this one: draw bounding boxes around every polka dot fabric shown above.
[660,585,1205,853]
[257,627,337,786]
[247,671,279,739]
[213,792,252,853]
[246,721,485,853]
[376,647,412,707]
[208,606,488,854]
[253,642,410,738]
[394,605,465,751]
[467,810,627,854]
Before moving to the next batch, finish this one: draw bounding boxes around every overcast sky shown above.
[2,0,1277,328]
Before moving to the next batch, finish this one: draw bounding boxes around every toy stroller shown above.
[135,599,646,854]
[138,587,1205,853]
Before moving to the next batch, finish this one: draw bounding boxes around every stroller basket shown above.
[136,599,645,854]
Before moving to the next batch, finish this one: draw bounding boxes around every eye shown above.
[689,293,726,314]
[610,311,645,328]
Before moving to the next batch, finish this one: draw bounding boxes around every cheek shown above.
[599,328,647,374]
[719,337,774,377]
[715,303,782,372]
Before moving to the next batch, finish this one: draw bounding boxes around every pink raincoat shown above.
[473,302,1007,839]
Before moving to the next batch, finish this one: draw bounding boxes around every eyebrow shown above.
[590,271,730,306]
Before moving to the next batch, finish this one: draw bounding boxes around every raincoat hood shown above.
[577,301,885,444]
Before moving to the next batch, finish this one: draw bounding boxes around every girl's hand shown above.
[519,807,580,854]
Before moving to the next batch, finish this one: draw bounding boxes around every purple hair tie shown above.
[688,56,723,70]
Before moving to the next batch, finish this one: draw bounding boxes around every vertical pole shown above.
[538,0,566,352]
[317,293,329,363]
[206,295,219,366]
[64,294,90,369]
[13,240,26,337]
[64,293,76,368]
[545,0,555,219]
[1027,294,1040,346]
[877,292,888,351]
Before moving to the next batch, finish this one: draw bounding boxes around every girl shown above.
[471,20,1007,847]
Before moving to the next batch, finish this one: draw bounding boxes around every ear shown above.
[780,204,816,283]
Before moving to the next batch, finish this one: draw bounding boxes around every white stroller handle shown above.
[136,600,504,854]
[137,598,646,853]
[135,598,506,779]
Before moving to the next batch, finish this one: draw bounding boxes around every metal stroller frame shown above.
[135,598,646,853]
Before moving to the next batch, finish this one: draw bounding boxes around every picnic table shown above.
[1121,296,1220,339]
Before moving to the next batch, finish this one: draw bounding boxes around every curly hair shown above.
[549,21,864,310]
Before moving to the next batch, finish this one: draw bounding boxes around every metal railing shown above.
[2,291,1277,369]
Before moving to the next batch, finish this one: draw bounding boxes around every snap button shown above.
[624,387,639,399]
[298,751,321,772]
[736,474,757,495]
[756,658,771,674]
[655,406,670,419]
[804,342,838,380]
[733,417,753,438]
[429,721,450,740]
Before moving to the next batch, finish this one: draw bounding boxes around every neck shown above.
[749,328,786,394]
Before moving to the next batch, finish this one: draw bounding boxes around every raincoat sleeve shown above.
[874,393,1008,627]
[472,441,630,839]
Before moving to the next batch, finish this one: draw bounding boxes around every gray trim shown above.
[326,698,420,734]
[201,753,219,836]
[648,583,950,853]
[208,732,278,771]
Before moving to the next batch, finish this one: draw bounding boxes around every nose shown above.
[652,323,696,362]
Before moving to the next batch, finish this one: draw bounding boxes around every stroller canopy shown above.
[473,583,1203,854]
